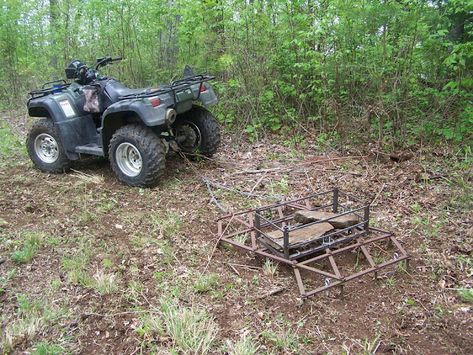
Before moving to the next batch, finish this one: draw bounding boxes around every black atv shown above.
[26,56,220,187]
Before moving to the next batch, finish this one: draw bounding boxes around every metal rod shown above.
[283,226,289,259]
[333,188,339,213]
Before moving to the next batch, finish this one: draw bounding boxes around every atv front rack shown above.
[117,74,215,100]
[217,189,409,299]
[28,79,71,99]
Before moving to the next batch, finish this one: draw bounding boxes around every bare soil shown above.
[0,118,472,354]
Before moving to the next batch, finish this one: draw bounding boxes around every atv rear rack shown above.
[117,74,215,100]
[217,189,409,299]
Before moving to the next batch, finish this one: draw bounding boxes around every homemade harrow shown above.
[217,188,409,299]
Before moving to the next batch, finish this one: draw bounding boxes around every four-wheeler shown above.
[26,56,220,187]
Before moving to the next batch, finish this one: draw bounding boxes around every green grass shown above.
[11,231,47,264]
[2,294,67,352]
[0,268,17,295]
[457,288,473,304]
[92,269,119,295]
[32,341,65,355]
[0,122,25,168]
[160,298,219,354]
[150,211,182,238]
[193,273,219,293]
[226,334,259,355]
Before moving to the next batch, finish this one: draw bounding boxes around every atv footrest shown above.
[75,144,104,156]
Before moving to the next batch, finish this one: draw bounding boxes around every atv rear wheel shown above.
[109,124,165,187]
[26,118,71,173]
[174,107,220,158]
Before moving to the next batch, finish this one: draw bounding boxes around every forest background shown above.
[0,0,471,150]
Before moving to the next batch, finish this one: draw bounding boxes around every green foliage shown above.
[11,231,47,264]
[0,123,24,167]
[457,288,473,304]
[0,0,471,147]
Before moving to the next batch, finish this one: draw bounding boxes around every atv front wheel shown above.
[174,107,220,158]
[109,124,166,187]
[26,118,71,173]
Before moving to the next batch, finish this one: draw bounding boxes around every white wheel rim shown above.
[34,133,59,163]
[115,142,142,177]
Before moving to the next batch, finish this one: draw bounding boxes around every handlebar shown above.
[95,56,123,70]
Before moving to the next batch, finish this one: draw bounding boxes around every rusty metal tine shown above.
[296,263,341,280]
[248,214,257,249]
[326,249,341,279]
[304,279,344,298]
[360,246,376,268]
[293,267,306,297]
[390,236,408,256]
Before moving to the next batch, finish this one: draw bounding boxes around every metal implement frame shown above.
[216,189,409,299]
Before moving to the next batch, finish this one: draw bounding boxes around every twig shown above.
[229,262,262,271]
[371,183,386,206]
[249,173,267,195]
[258,287,285,299]
[203,215,235,273]
[227,263,240,276]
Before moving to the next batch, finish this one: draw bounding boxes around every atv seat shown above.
[104,79,150,103]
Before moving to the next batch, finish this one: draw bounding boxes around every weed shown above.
[404,298,416,306]
[135,312,164,339]
[126,280,145,305]
[457,288,473,304]
[260,328,299,351]
[385,277,396,288]
[150,211,182,238]
[0,123,25,168]
[359,334,381,355]
[32,341,64,355]
[2,294,65,351]
[0,268,16,295]
[268,176,289,195]
[160,298,219,354]
[78,210,95,224]
[226,334,259,355]
[193,273,219,293]
[262,259,278,278]
[456,255,473,276]
[410,202,422,213]
[11,231,46,264]
[234,233,248,246]
[396,260,409,273]
[102,257,113,269]
[92,269,118,295]
[61,250,92,287]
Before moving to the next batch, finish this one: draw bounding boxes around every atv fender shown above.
[28,96,97,160]
[101,99,167,155]
[197,85,218,107]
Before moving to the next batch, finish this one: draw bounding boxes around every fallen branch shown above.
[258,287,285,299]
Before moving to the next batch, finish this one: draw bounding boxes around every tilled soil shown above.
[0,125,472,354]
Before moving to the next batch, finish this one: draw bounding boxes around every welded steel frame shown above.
[216,189,409,299]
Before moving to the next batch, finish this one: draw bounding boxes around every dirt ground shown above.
[0,116,472,354]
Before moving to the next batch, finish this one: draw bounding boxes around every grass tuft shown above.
[11,231,46,264]
[193,273,219,293]
[160,298,219,354]
[457,288,473,304]
[92,269,119,295]
[226,334,259,355]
